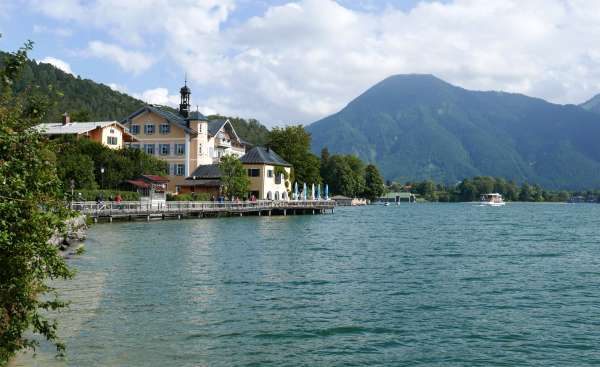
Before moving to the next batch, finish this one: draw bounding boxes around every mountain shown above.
[307,74,600,189]
[580,93,600,115]
[1,51,270,145]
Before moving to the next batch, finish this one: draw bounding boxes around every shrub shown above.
[75,189,140,201]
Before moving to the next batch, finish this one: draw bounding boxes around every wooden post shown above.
[268,210,271,216]
[109,216,113,223]
[284,209,287,216]
[146,215,150,222]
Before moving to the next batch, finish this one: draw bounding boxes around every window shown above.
[267,169,274,178]
[106,136,118,145]
[144,124,155,135]
[130,125,140,135]
[248,168,260,177]
[175,144,185,155]
[110,129,115,134]
[209,147,214,157]
[176,164,185,176]
[160,124,170,134]
[175,185,181,194]
[144,144,155,155]
[198,144,202,154]
[159,144,170,156]
[130,144,140,150]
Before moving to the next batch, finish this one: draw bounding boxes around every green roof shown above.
[380,192,414,199]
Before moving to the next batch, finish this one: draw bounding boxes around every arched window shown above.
[274,191,280,201]
[282,191,288,200]
[266,191,273,200]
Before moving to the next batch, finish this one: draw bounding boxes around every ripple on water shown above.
[15,203,600,367]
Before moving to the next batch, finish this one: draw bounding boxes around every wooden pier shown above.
[72,200,335,222]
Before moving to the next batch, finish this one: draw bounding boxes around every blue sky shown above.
[1,1,599,126]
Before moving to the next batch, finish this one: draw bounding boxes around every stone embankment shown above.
[49,214,87,256]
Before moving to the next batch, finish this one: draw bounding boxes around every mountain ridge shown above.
[307,74,600,189]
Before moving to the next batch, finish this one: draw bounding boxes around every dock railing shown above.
[71,200,334,218]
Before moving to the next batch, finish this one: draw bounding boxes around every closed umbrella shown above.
[294,181,298,200]
[311,183,315,200]
[317,184,321,200]
[325,184,329,200]
[303,182,307,201]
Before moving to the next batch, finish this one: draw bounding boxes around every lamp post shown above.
[70,179,75,209]
[100,166,105,189]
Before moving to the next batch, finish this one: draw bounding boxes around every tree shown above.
[267,125,321,185]
[219,154,250,200]
[53,136,168,190]
[363,164,384,201]
[0,40,73,363]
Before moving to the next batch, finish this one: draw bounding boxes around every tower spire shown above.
[179,75,191,117]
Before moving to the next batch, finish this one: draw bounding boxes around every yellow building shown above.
[240,147,292,200]
[122,82,246,192]
[181,147,292,200]
[35,113,137,149]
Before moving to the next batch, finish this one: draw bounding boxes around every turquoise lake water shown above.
[17,203,600,366]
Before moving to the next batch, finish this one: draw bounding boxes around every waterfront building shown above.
[35,113,137,149]
[181,146,292,200]
[122,81,247,192]
[124,175,169,206]
[241,146,291,200]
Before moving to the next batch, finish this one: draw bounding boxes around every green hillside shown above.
[307,74,600,189]
[1,51,145,122]
[0,51,270,145]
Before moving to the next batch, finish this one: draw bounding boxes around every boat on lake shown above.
[480,193,506,206]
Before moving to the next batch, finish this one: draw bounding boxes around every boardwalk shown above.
[72,200,336,222]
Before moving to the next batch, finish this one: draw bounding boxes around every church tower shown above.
[179,78,191,117]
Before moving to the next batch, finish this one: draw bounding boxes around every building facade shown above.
[181,147,292,200]
[240,147,291,200]
[122,82,246,192]
[35,113,137,149]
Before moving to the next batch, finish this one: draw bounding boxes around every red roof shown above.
[141,175,170,183]
[126,179,150,188]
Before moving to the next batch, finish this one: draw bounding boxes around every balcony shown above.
[215,138,231,148]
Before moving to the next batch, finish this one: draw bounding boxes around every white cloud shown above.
[107,83,127,93]
[39,56,74,75]
[86,41,154,75]
[28,0,600,125]
[33,24,72,37]
[133,88,179,107]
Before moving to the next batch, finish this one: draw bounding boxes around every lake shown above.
[16,203,600,366]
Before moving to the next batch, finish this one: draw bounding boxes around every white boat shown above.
[480,193,506,206]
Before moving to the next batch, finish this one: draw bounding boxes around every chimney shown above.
[62,112,70,125]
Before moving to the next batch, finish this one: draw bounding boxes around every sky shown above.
[2,0,600,126]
